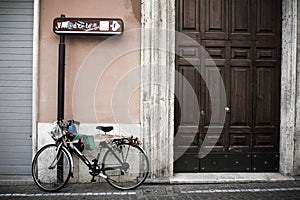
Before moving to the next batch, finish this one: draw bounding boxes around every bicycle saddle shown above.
[96,126,113,133]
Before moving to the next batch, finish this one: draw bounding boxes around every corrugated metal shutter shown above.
[0,0,33,175]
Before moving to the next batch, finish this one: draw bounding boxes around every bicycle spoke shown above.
[103,143,149,190]
[48,152,62,169]
[32,144,72,192]
[123,144,130,163]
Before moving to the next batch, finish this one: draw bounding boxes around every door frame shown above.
[141,0,300,177]
[140,0,300,177]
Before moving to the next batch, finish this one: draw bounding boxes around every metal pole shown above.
[57,14,65,183]
[57,14,65,120]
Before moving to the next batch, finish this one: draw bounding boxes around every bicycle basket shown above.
[49,124,63,141]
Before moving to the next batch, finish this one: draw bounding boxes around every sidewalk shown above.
[0,173,297,186]
[0,175,300,200]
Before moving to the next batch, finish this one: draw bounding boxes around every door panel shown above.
[230,0,252,40]
[230,67,252,127]
[256,0,276,34]
[255,68,275,125]
[181,0,199,30]
[201,0,228,39]
[175,0,281,172]
[203,67,226,127]
[255,0,282,42]
[178,66,200,125]
[175,65,200,158]
[177,0,200,41]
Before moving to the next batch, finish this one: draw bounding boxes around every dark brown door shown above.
[174,0,281,172]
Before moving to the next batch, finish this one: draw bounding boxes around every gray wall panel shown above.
[0,0,33,175]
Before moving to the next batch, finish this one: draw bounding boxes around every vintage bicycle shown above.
[31,120,149,192]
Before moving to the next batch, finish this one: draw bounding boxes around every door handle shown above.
[225,107,230,113]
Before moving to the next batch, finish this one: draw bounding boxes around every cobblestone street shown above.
[1,180,300,200]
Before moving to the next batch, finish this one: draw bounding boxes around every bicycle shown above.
[31,120,149,192]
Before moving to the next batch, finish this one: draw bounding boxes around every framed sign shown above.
[53,17,124,35]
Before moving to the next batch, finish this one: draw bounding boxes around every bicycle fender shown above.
[62,145,74,177]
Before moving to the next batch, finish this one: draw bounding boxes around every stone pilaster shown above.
[280,0,299,175]
[141,0,175,178]
[294,0,300,175]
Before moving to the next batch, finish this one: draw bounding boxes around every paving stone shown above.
[1,181,300,200]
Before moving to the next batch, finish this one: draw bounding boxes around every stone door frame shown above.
[140,0,300,177]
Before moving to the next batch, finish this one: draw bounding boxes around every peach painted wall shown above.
[39,0,141,123]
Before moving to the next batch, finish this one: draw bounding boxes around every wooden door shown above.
[174,0,281,172]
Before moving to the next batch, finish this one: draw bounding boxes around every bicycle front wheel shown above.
[103,143,149,190]
[32,144,72,192]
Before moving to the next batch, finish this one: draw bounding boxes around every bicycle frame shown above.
[69,142,93,168]
[48,143,64,170]
[49,142,74,178]
[60,138,128,180]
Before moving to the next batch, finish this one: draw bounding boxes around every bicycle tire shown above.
[103,143,149,190]
[32,144,72,192]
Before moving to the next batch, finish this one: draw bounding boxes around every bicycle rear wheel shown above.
[32,144,72,192]
[103,143,149,190]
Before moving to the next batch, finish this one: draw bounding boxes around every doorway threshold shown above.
[169,173,294,184]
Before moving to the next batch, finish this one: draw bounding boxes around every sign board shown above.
[53,17,124,35]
